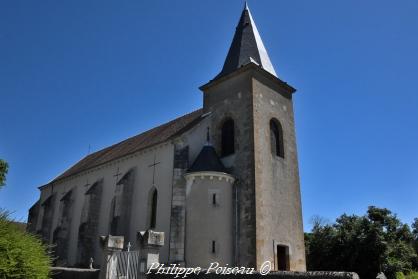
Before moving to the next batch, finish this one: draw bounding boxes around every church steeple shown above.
[215,3,277,79]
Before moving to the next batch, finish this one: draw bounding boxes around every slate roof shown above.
[188,144,227,173]
[48,109,204,185]
[215,3,277,80]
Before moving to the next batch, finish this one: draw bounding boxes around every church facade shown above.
[28,4,306,271]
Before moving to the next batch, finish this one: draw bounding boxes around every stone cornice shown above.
[184,171,235,184]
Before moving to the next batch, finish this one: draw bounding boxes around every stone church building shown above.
[27,4,306,272]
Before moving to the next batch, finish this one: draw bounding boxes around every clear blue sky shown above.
[1,0,417,231]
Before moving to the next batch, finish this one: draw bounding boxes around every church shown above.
[27,3,306,272]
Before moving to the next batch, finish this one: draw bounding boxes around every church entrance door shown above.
[277,245,289,271]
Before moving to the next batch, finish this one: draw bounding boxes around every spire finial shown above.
[213,0,277,79]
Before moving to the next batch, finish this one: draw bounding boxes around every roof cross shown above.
[83,179,91,188]
[148,154,161,187]
[113,167,123,184]
[61,185,67,197]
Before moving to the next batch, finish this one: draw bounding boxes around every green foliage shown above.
[305,206,418,279]
[412,219,418,262]
[0,159,8,188]
[406,272,418,279]
[397,272,418,279]
[0,210,51,279]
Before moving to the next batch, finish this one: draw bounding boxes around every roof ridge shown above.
[44,108,204,186]
[86,108,203,159]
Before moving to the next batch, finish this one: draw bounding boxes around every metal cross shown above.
[148,154,161,187]
[113,167,123,184]
[126,242,132,279]
[61,184,67,197]
[83,179,91,188]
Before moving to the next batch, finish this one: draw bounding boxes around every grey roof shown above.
[215,3,277,79]
[188,144,227,173]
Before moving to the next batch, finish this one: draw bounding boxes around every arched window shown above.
[270,119,284,158]
[221,118,235,156]
[149,189,158,229]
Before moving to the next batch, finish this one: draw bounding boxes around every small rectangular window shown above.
[212,240,216,253]
[208,190,220,206]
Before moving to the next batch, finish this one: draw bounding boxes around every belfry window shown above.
[221,118,235,156]
[150,189,158,229]
[270,118,284,158]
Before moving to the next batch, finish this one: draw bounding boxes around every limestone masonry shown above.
[28,4,306,271]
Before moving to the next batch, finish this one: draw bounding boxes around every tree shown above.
[412,218,418,270]
[0,159,8,188]
[305,206,418,279]
[0,162,52,278]
[0,210,51,278]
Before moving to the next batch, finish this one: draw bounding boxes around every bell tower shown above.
[200,3,306,271]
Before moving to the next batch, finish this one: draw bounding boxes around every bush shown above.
[406,272,418,279]
[305,206,418,279]
[0,210,51,279]
[397,272,406,279]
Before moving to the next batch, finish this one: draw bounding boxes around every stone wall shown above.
[41,193,57,243]
[201,64,306,270]
[252,70,306,270]
[54,189,75,265]
[110,168,136,237]
[77,179,103,267]
[169,145,189,264]
[185,173,235,267]
[27,200,40,233]
[202,70,257,268]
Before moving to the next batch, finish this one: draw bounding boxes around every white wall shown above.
[38,142,175,267]
[185,172,234,267]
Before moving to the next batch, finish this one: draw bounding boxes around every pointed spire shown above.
[188,145,227,173]
[215,3,277,79]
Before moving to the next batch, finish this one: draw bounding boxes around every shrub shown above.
[406,272,418,279]
[0,210,51,279]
